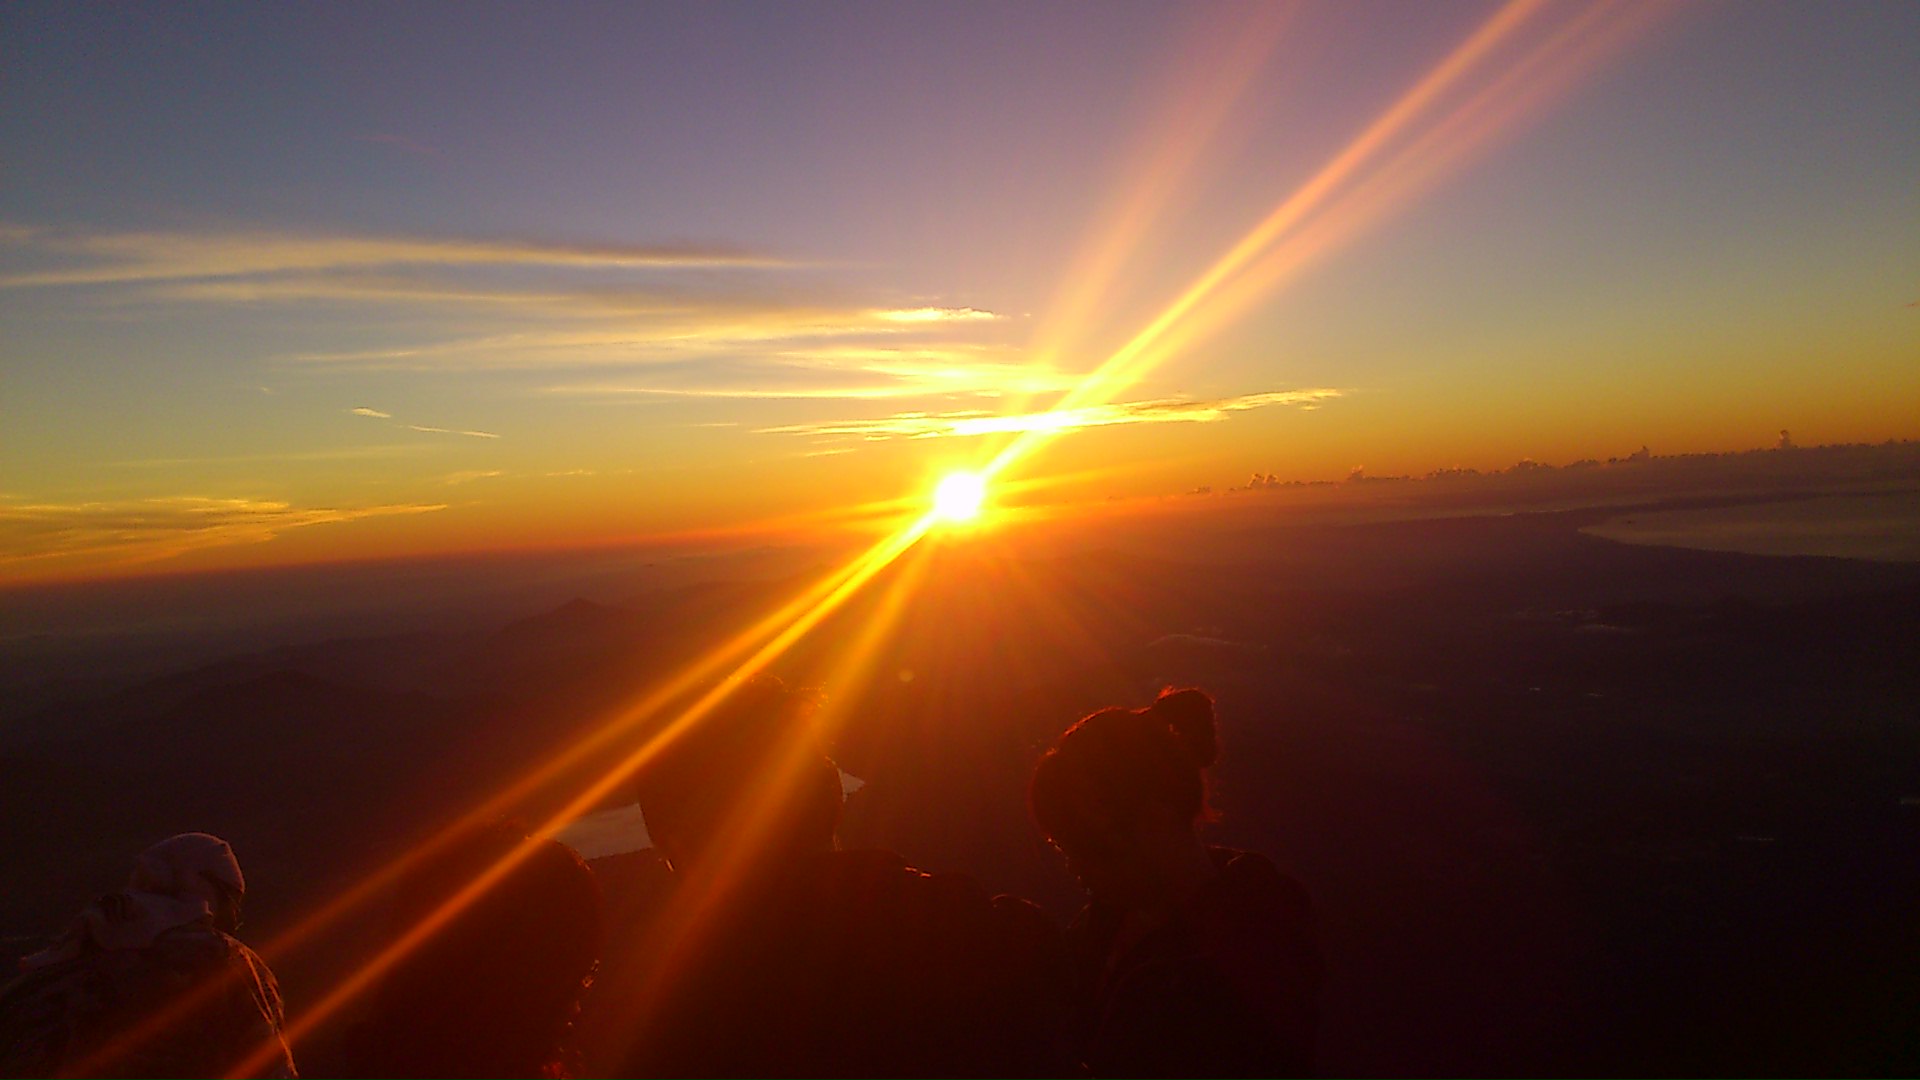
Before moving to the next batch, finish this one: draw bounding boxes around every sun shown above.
[931,471,988,524]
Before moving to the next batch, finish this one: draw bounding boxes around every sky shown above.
[2,0,1915,584]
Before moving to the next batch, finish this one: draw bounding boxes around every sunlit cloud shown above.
[104,444,429,469]
[443,470,504,485]
[0,226,783,289]
[149,275,586,308]
[407,425,499,439]
[0,495,446,571]
[538,344,1073,403]
[871,306,1003,323]
[756,388,1342,441]
[286,303,1013,369]
[349,405,499,439]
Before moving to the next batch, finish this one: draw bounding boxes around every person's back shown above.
[334,820,603,1079]
[1069,846,1320,1078]
[0,833,295,1079]
[627,847,1069,1078]
[1032,688,1323,1077]
[615,676,1072,1077]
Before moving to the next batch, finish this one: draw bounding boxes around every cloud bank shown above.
[755,388,1343,441]
[0,226,782,289]
[0,495,446,570]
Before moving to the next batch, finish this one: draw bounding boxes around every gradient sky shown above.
[3,1,1915,583]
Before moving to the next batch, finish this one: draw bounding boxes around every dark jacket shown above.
[1070,847,1322,1078]
[623,848,1072,1078]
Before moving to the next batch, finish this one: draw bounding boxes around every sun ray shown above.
[985,0,1554,487]
[598,543,938,1058]
[226,511,937,1076]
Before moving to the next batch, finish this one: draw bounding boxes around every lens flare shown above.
[932,471,987,524]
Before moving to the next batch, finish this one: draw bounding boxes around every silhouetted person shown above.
[0,832,296,1078]
[610,675,1071,1078]
[1031,688,1322,1077]
[336,820,602,1079]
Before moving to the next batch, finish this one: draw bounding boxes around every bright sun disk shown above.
[931,471,987,524]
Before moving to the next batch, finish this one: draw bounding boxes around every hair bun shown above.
[1149,687,1217,767]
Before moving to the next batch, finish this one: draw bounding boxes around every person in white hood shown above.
[0,833,296,1078]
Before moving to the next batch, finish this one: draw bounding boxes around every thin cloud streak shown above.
[286,306,1011,369]
[756,388,1343,441]
[351,406,500,440]
[105,444,430,469]
[443,470,504,485]
[0,226,785,288]
[0,496,447,570]
[537,345,1072,403]
[407,425,500,439]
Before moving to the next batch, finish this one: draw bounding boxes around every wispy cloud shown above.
[756,388,1343,441]
[0,495,446,570]
[871,307,1002,323]
[0,225,783,289]
[407,424,499,439]
[2,225,1018,408]
[351,406,499,439]
[105,444,429,469]
[288,306,1010,369]
[443,470,504,485]
[536,344,1069,404]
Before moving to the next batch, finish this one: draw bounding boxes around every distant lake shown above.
[1583,492,1920,562]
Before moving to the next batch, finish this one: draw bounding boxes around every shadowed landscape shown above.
[6,446,1917,1075]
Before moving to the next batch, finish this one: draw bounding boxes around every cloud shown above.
[443,470,504,485]
[406,424,499,439]
[105,444,429,469]
[0,495,446,570]
[148,274,597,308]
[755,388,1344,441]
[0,225,783,289]
[871,307,1003,323]
[286,306,1014,369]
[3,225,1018,410]
[535,345,1070,404]
[347,406,500,439]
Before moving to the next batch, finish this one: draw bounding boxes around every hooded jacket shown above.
[1070,847,1322,1078]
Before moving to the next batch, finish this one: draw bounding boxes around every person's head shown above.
[1029,687,1219,905]
[365,820,603,1078]
[129,832,247,934]
[634,675,842,872]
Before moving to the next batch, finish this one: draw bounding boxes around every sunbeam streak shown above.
[227,512,937,1077]
[982,0,1676,488]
